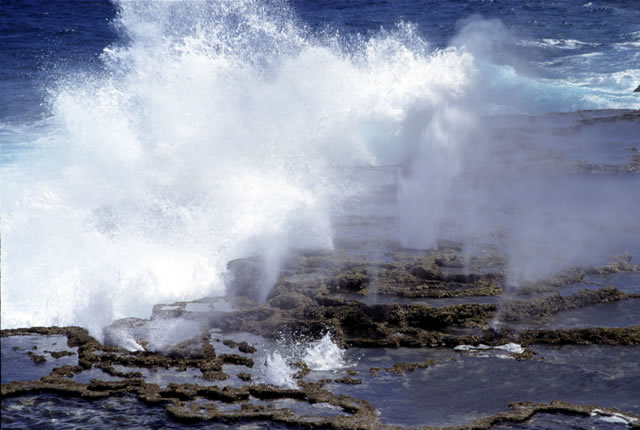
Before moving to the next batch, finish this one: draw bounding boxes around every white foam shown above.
[263,351,297,388]
[494,343,525,354]
[454,343,524,356]
[106,327,145,352]
[454,344,490,351]
[519,38,598,50]
[0,0,477,336]
[313,402,343,411]
[2,0,638,341]
[146,318,201,352]
[591,409,638,426]
[302,333,346,371]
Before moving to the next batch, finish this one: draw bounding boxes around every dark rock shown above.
[248,384,307,400]
[225,257,265,300]
[519,326,640,346]
[238,341,256,354]
[369,359,437,375]
[222,339,238,349]
[268,292,314,309]
[408,260,442,281]
[573,156,640,175]
[165,336,216,360]
[45,350,75,359]
[328,269,369,292]
[237,372,252,381]
[219,353,254,368]
[201,370,228,381]
[87,379,137,392]
[333,376,362,384]
[501,287,629,323]
[199,358,223,373]
[49,365,83,378]
[27,351,47,364]
[405,303,497,330]
[291,361,310,379]
[6,244,640,429]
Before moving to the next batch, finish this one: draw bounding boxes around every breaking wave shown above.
[1,0,637,336]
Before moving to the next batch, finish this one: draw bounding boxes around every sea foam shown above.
[2,0,637,339]
[0,0,476,336]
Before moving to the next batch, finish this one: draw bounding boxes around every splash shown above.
[103,327,145,353]
[262,351,297,388]
[2,0,638,338]
[260,332,348,387]
[0,0,479,336]
[303,333,347,371]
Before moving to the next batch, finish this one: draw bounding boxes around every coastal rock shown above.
[5,248,640,428]
[27,351,47,364]
[573,154,640,174]
[501,287,630,323]
[327,268,369,292]
[267,291,314,310]
[225,257,265,301]
[519,326,640,346]
[408,259,443,281]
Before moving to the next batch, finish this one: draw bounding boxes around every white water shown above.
[1,0,638,338]
[262,351,298,388]
[303,333,347,371]
[454,343,525,359]
[261,333,347,387]
[591,409,638,426]
[0,0,477,336]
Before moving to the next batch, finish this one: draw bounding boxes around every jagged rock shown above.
[328,268,369,292]
[4,246,640,429]
[333,376,362,384]
[27,351,47,364]
[237,372,252,381]
[408,260,442,281]
[268,292,314,310]
[238,341,256,354]
[225,257,265,300]
[502,287,629,322]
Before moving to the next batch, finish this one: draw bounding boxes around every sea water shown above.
[2,0,639,336]
[4,4,640,429]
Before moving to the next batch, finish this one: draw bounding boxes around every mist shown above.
[1,1,638,340]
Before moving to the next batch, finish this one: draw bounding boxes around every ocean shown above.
[1,1,640,428]
[2,0,639,332]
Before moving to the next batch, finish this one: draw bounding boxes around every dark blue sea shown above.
[2,0,639,125]
[1,1,640,427]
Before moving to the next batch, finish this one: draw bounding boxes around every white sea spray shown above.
[303,333,347,371]
[0,0,477,335]
[2,0,639,339]
[263,351,297,388]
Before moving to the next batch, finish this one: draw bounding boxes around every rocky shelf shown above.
[3,247,640,429]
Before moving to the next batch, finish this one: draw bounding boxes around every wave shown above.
[1,0,637,337]
[0,0,472,335]
[518,38,599,50]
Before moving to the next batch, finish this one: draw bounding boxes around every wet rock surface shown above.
[3,248,640,429]
[3,110,640,429]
